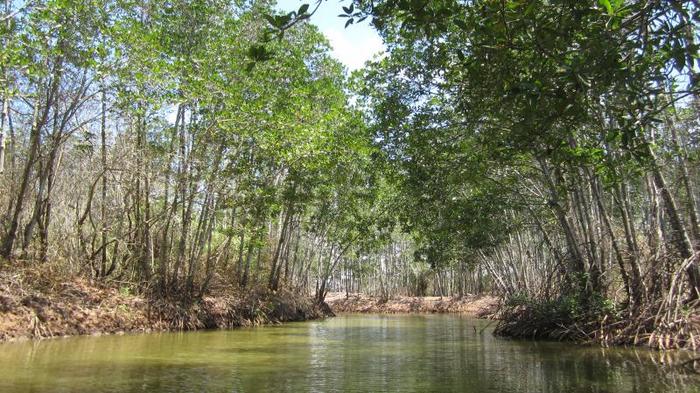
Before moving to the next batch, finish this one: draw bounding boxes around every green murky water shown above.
[0,314,698,392]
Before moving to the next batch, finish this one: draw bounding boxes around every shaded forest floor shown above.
[0,267,332,342]
[326,292,499,317]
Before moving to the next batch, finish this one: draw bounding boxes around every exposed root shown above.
[495,253,700,351]
[0,269,331,342]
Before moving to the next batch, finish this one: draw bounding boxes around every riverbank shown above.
[0,268,331,342]
[326,292,499,317]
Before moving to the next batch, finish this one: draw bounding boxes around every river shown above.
[0,314,698,392]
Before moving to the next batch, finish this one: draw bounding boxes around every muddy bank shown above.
[326,292,499,317]
[0,270,331,342]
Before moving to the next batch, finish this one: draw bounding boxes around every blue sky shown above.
[275,0,385,72]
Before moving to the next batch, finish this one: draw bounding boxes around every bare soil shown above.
[0,268,331,342]
[326,292,499,317]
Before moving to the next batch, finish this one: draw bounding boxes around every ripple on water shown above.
[0,314,698,393]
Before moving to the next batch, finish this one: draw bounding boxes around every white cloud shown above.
[322,27,385,72]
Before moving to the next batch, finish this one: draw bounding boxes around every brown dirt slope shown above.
[0,269,331,342]
[326,292,499,317]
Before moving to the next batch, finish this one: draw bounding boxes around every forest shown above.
[0,0,699,350]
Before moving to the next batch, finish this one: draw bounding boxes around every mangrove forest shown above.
[1,0,700,390]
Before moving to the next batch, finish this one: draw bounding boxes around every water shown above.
[0,314,697,392]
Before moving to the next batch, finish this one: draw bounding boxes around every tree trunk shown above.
[645,142,700,299]
[1,100,44,258]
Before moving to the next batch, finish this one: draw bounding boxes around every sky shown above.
[275,0,386,72]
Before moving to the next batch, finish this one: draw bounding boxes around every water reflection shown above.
[0,314,697,392]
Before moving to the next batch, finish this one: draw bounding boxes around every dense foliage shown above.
[0,0,382,302]
[1,0,699,348]
[348,0,700,347]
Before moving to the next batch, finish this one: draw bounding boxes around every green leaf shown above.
[263,14,276,27]
[673,51,686,72]
[454,19,468,31]
[279,13,293,26]
[298,4,310,15]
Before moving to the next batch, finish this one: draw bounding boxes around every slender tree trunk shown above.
[644,142,700,299]
[39,139,62,262]
[0,97,7,175]
[100,88,108,276]
[1,100,44,258]
[269,205,293,290]
[538,157,586,285]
